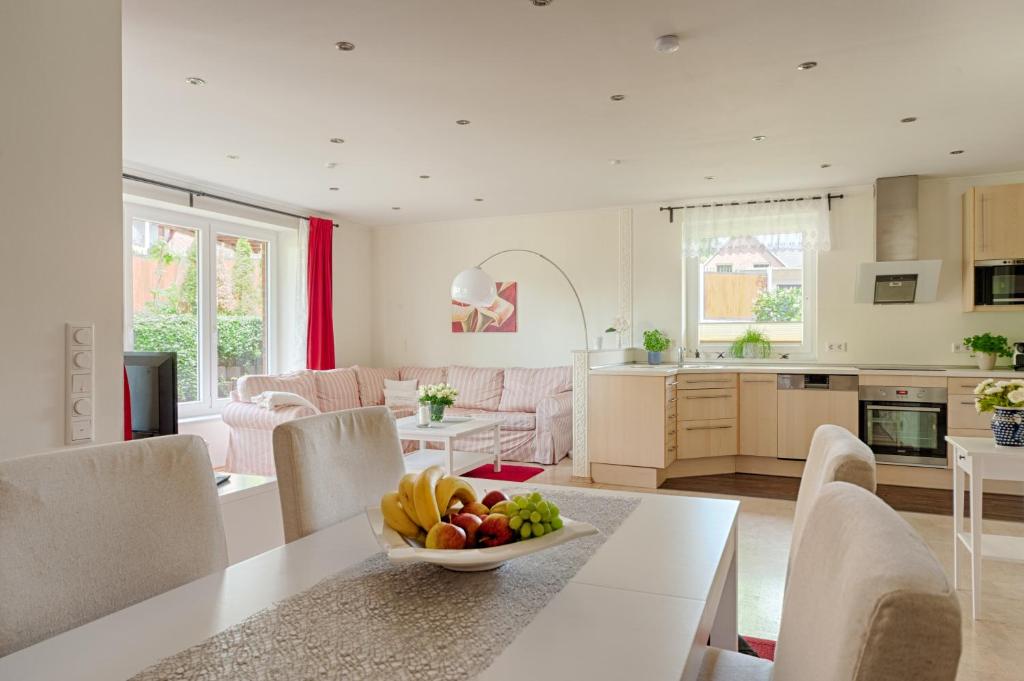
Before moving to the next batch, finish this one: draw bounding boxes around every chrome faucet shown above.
[677,347,684,366]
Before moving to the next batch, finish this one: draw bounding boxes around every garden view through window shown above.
[697,233,804,345]
[129,217,269,407]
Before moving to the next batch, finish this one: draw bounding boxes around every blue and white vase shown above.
[991,407,1024,447]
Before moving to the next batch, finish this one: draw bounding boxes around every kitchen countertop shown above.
[589,362,1024,379]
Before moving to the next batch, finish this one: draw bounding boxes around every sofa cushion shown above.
[498,366,572,413]
[399,366,446,386]
[237,370,317,405]
[447,366,504,411]
[355,366,400,406]
[383,379,419,409]
[447,408,536,431]
[314,367,361,412]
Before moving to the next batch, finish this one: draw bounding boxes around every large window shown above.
[125,204,277,416]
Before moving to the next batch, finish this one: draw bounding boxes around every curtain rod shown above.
[659,192,844,223]
[122,173,340,228]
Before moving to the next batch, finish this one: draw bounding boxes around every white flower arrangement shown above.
[972,378,1024,413]
[418,382,458,407]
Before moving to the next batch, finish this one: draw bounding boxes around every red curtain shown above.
[306,216,336,370]
[123,366,133,440]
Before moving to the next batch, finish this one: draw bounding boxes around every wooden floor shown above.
[661,473,1024,522]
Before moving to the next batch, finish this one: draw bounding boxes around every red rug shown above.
[463,464,544,483]
[742,636,777,661]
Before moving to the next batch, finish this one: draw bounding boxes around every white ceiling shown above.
[123,0,1024,226]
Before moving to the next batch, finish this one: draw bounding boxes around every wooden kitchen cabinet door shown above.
[777,390,859,459]
[974,184,1024,260]
[739,374,778,457]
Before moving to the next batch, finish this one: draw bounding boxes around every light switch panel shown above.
[66,323,95,445]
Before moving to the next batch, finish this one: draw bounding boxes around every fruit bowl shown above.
[366,506,598,572]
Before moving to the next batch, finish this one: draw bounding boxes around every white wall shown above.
[370,210,621,368]
[333,221,374,366]
[368,171,1024,369]
[0,0,123,458]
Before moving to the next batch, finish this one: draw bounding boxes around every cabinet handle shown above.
[685,378,732,383]
[960,400,977,405]
[741,378,774,383]
[667,397,677,403]
[980,194,987,252]
[685,395,730,400]
[665,381,678,387]
[684,424,733,431]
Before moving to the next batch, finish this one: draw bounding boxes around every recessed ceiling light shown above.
[335,41,355,51]
[456,119,471,125]
[226,154,239,160]
[184,77,206,86]
[325,161,338,169]
[654,35,680,54]
[820,163,831,168]
[610,94,626,101]
[950,149,965,155]
[474,198,484,202]
[609,159,622,166]
[704,175,716,180]
[531,0,553,6]
[797,61,818,70]
[391,206,401,210]
[752,135,767,142]
[329,137,345,144]
[328,187,340,191]
[900,116,917,123]
[419,175,430,179]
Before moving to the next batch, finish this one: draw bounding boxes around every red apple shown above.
[481,490,509,509]
[476,513,515,547]
[450,512,483,547]
[425,522,467,550]
[460,501,490,517]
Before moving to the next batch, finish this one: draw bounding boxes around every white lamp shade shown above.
[451,267,497,307]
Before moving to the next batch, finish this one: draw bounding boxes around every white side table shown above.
[217,474,284,564]
[395,415,502,475]
[946,435,1024,619]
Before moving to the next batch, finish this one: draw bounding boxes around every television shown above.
[124,351,178,439]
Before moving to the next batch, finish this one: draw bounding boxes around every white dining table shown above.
[0,481,740,681]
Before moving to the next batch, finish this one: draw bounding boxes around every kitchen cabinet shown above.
[588,374,677,469]
[739,374,778,457]
[677,373,737,459]
[962,183,1024,312]
[777,386,859,459]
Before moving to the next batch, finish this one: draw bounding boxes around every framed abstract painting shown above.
[452,281,518,333]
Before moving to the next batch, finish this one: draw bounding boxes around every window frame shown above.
[123,202,279,418]
[684,245,817,359]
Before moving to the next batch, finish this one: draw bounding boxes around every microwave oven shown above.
[974,259,1024,306]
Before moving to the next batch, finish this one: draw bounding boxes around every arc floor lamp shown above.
[450,249,589,350]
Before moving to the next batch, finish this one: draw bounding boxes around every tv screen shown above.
[124,352,178,438]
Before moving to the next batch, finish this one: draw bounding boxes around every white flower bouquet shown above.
[973,378,1024,413]
[418,383,458,407]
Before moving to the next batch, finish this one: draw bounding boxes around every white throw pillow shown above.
[252,391,321,413]
[384,378,419,409]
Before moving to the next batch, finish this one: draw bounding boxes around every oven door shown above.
[859,401,948,467]
[975,263,1024,305]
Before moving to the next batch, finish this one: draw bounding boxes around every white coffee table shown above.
[395,414,502,475]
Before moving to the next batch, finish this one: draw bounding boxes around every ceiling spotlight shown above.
[900,116,917,123]
[184,77,206,86]
[752,135,767,142]
[797,61,818,71]
[820,163,831,168]
[610,94,626,101]
[531,0,553,5]
[391,206,401,210]
[456,119,471,125]
[325,161,338,169]
[654,35,680,54]
[419,175,430,179]
[329,137,345,144]
[335,41,355,51]
[704,175,716,180]
[950,149,965,155]
[226,154,239,160]
[474,198,484,202]
[328,187,340,191]
[609,159,622,166]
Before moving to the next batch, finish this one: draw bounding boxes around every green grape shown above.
[529,511,542,523]
[529,492,543,504]
[548,503,560,518]
[536,501,549,514]
[532,523,545,537]
[519,509,531,520]
[543,522,553,534]
[550,516,564,530]
[526,501,537,512]
[509,515,524,530]
[539,508,551,522]
[520,523,532,539]
[515,496,529,509]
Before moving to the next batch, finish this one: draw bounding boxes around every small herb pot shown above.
[647,351,662,365]
[976,352,997,371]
[429,403,446,422]
[992,407,1024,447]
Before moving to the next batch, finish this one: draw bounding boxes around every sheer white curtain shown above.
[288,218,309,371]
[682,196,831,256]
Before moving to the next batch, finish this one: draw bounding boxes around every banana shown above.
[380,491,422,539]
[412,465,444,530]
[398,472,419,525]
[434,475,478,515]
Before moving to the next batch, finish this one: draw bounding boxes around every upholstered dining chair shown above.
[700,482,962,681]
[273,406,406,543]
[789,424,876,577]
[0,435,227,657]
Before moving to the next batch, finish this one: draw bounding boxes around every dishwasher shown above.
[777,374,860,460]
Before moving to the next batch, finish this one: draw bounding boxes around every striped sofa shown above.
[222,365,573,476]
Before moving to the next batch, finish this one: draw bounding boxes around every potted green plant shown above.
[642,329,671,365]
[973,378,1024,446]
[729,328,772,359]
[963,333,1012,371]
[418,382,458,422]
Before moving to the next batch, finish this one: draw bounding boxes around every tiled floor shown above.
[532,458,1024,681]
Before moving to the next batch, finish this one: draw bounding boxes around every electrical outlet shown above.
[951,342,968,353]
[827,341,849,352]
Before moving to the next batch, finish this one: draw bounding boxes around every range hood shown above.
[854,175,942,304]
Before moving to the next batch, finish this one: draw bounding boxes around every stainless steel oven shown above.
[859,385,948,467]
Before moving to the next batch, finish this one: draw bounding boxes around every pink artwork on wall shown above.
[452,281,518,333]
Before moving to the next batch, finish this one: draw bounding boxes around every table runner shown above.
[131,490,640,681]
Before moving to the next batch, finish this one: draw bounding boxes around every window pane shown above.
[697,234,803,344]
[130,220,200,403]
[216,234,268,398]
